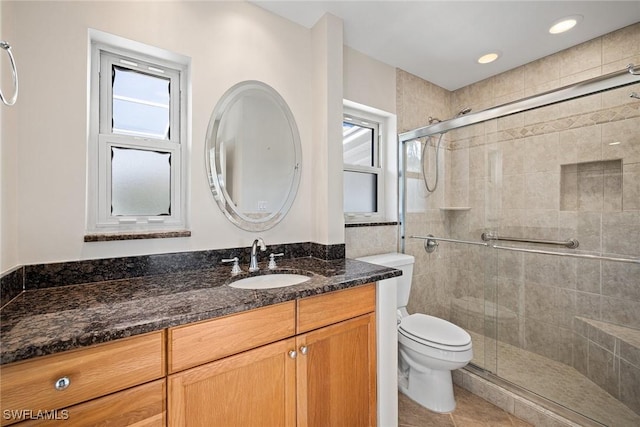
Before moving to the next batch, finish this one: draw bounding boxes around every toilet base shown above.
[398,366,457,413]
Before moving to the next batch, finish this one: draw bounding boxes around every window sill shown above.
[84,230,191,242]
[345,221,398,228]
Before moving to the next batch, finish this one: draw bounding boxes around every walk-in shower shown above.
[399,64,640,426]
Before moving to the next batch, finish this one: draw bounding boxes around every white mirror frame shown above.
[205,81,302,231]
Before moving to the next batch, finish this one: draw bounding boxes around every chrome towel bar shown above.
[492,245,640,265]
[480,232,579,249]
[410,235,489,253]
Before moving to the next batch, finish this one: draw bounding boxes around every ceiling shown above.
[250,1,640,91]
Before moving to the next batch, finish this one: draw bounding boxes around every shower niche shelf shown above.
[439,207,471,211]
[560,159,622,212]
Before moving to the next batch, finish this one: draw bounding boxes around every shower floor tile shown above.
[399,385,532,427]
[469,331,640,426]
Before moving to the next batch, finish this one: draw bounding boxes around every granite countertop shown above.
[0,257,400,365]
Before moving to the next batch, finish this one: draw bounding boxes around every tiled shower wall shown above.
[344,224,398,259]
[396,69,454,320]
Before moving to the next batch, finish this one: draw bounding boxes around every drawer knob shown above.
[288,350,297,359]
[299,346,308,355]
[54,376,70,391]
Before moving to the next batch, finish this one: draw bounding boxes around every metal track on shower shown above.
[399,63,640,141]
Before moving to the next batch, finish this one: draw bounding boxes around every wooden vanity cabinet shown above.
[1,284,376,426]
[167,284,377,427]
[0,331,166,426]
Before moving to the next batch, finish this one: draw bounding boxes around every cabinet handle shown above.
[299,346,308,355]
[54,376,70,391]
[288,350,297,359]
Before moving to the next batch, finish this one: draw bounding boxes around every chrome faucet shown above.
[249,238,266,272]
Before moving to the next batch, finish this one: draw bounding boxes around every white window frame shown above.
[343,101,398,224]
[87,30,190,234]
[343,113,384,221]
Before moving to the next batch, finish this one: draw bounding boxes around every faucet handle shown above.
[268,253,285,270]
[221,257,242,275]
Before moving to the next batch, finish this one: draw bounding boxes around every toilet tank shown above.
[356,253,415,308]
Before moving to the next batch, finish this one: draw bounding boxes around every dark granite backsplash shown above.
[1,242,345,293]
[309,242,346,260]
[0,266,23,307]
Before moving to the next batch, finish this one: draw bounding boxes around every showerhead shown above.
[428,108,471,125]
[455,107,472,117]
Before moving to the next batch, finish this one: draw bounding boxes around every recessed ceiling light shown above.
[477,52,500,64]
[549,15,583,34]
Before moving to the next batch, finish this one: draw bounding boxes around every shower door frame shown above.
[399,64,640,142]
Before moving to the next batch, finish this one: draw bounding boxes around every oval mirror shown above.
[205,81,302,231]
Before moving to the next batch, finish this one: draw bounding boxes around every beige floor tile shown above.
[398,385,532,427]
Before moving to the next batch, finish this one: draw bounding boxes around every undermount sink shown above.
[229,273,311,290]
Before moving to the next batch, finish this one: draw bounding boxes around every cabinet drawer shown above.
[0,331,165,426]
[168,301,296,373]
[16,379,166,427]
[297,283,376,333]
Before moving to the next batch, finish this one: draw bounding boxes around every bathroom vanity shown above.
[0,256,399,426]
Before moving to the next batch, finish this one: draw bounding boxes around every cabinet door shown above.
[297,313,376,427]
[16,379,165,427]
[168,338,296,427]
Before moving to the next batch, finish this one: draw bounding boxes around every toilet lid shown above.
[399,313,471,349]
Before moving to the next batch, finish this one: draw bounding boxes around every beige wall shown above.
[0,1,18,270]
[311,13,345,246]
[343,46,399,259]
[344,46,396,115]
[0,2,350,269]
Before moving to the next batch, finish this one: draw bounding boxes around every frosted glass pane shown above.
[343,122,374,167]
[111,147,171,216]
[406,177,428,213]
[344,171,377,213]
[112,66,170,139]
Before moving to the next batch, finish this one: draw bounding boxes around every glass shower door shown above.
[486,89,640,426]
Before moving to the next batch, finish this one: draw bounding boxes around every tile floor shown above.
[399,385,533,427]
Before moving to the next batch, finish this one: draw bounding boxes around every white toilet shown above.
[357,252,473,413]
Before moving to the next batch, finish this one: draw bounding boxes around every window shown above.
[87,31,189,234]
[343,110,384,222]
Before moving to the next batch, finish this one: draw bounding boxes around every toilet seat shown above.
[399,313,472,351]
